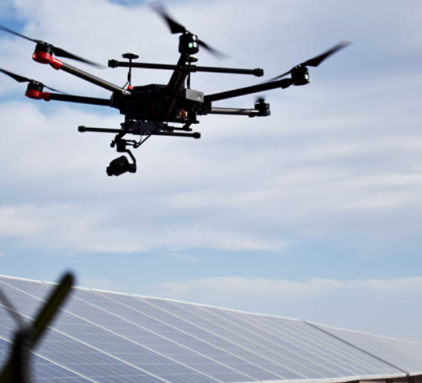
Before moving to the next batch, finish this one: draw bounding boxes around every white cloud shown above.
[80,278,123,292]
[152,275,422,301]
[0,203,286,252]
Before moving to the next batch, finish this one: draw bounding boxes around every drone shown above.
[0,2,350,176]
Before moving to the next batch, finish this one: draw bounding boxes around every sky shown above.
[0,0,422,342]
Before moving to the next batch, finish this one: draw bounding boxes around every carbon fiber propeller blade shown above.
[41,84,63,93]
[269,41,351,81]
[150,1,228,59]
[150,1,186,34]
[269,69,292,82]
[0,67,65,93]
[302,41,351,67]
[51,46,104,68]
[0,25,37,42]
[0,68,31,83]
[198,40,229,60]
[0,24,104,68]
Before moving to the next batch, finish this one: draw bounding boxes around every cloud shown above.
[80,278,124,292]
[0,203,286,253]
[152,275,422,301]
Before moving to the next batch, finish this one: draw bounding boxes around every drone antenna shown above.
[122,53,139,88]
[0,285,25,328]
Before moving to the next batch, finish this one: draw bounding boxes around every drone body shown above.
[0,3,350,176]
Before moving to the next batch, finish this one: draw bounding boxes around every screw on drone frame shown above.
[0,273,74,383]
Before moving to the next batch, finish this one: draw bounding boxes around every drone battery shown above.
[181,89,204,103]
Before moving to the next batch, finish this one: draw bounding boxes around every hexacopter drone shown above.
[0,3,350,176]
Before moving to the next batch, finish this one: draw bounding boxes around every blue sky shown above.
[1,0,422,342]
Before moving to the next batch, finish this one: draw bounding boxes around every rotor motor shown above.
[179,33,199,55]
[32,42,54,65]
[25,81,45,100]
[291,66,310,86]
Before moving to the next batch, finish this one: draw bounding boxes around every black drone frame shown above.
[0,3,350,176]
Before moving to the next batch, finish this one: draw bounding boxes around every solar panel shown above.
[0,337,95,383]
[0,275,417,383]
[310,322,422,376]
[144,298,400,378]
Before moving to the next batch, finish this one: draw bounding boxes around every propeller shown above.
[0,25,104,68]
[0,68,64,93]
[149,1,229,60]
[269,41,351,82]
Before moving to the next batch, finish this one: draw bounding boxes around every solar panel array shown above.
[0,275,419,383]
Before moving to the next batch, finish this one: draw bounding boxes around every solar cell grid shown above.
[0,337,96,383]
[266,318,402,376]
[73,290,286,382]
[63,292,256,383]
[165,300,366,380]
[133,298,313,380]
[38,332,168,383]
[347,333,419,370]
[142,299,340,379]
[236,313,380,377]
[93,292,303,381]
[315,325,422,374]
[224,310,358,375]
[0,278,224,383]
[196,306,344,379]
[366,336,422,371]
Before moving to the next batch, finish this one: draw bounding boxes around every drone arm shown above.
[205,78,293,103]
[42,58,129,95]
[47,93,112,107]
[78,126,200,139]
[59,62,129,94]
[109,60,264,77]
[204,107,260,117]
